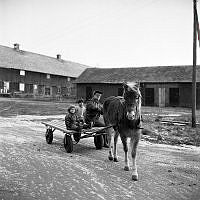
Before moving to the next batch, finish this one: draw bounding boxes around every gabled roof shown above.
[75,65,200,83]
[0,45,89,77]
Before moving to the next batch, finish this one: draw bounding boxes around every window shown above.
[3,81,9,93]
[19,83,25,91]
[45,87,51,95]
[57,87,61,94]
[47,74,50,79]
[20,70,25,76]
[67,77,71,82]
[34,85,37,90]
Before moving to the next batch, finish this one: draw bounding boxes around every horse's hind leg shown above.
[130,133,140,181]
[107,128,114,161]
[113,131,119,162]
[121,136,130,171]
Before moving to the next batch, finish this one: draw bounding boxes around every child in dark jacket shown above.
[65,105,82,132]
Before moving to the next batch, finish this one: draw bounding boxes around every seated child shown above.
[65,105,82,132]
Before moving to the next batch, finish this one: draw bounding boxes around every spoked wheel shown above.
[94,135,103,150]
[64,134,73,153]
[73,132,81,143]
[45,128,53,144]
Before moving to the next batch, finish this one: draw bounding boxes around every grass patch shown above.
[141,107,200,146]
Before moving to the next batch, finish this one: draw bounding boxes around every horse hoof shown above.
[108,156,113,161]
[114,157,119,162]
[124,166,130,171]
[132,174,138,181]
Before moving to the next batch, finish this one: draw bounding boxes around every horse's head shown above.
[123,82,141,121]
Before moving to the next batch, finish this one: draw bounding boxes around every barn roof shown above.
[0,45,89,77]
[75,65,200,83]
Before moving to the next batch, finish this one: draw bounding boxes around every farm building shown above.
[0,44,88,99]
[75,66,200,108]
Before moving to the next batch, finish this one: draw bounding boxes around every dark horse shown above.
[103,82,142,181]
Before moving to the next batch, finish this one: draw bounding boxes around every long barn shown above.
[75,66,200,108]
[0,44,88,99]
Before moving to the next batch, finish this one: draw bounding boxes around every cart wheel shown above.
[94,135,103,149]
[45,128,53,144]
[64,134,73,153]
[73,132,81,143]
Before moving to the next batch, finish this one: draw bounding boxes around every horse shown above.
[103,82,142,181]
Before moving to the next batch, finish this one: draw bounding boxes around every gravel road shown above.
[0,115,200,200]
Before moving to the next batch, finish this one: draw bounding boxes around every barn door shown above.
[169,88,179,106]
[145,88,154,106]
[86,86,92,100]
[159,88,165,107]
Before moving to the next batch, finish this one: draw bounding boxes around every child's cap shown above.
[93,90,103,95]
[68,105,76,112]
[77,98,84,103]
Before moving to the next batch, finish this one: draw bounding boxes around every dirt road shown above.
[0,115,200,200]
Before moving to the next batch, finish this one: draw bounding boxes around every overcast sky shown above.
[0,0,200,67]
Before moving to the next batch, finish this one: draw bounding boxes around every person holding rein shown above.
[85,90,109,148]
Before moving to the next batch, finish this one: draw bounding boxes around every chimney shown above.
[56,54,61,60]
[14,43,20,51]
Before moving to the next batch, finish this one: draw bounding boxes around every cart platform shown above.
[42,120,112,153]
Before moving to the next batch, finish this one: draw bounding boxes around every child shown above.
[65,105,82,132]
[76,98,86,122]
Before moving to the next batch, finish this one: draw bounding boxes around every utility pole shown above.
[192,0,197,128]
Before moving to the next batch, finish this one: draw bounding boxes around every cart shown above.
[42,120,112,153]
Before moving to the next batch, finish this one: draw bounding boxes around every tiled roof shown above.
[75,65,200,83]
[0,45,89,77]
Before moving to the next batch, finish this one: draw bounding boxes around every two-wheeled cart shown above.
[42,120,112,153]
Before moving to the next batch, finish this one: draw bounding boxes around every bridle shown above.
[124,90,141,121]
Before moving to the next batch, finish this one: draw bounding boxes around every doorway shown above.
[169,88,179,106]
[145,88,154,106]
[86,86,92,100]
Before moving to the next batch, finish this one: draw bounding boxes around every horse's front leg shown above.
[107,128,114,161]
[113,131,119,162]
[130,133,140,181]
[121,136,130,171]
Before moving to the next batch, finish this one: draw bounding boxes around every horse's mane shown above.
[103,96,126,126]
